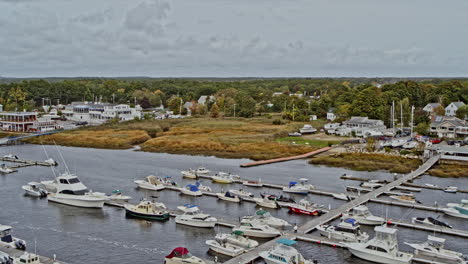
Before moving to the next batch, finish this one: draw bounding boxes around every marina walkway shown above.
[224,155,440,264]
[239,147,331,167]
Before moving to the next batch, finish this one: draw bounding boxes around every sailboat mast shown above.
[410,105,415,137]
[392,101,395,135]
[400,102,403,131]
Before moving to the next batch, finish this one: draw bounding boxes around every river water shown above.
[0,144,467,264]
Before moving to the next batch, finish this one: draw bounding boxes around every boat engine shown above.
[14,239,26,250]
[39,189,48,197]
[0,252,13,264]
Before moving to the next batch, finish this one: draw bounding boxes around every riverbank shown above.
[25,117,325,160]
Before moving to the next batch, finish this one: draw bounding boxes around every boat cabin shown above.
[17,253,40,264]
[0,225,13,243]
[337,218,360,234]
[352,205,370,216]
[55,173,89,195]
[426,235,445,249]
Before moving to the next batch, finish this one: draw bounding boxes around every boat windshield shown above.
[68,178,80,184]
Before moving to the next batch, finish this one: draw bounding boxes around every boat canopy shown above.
[289,181,297,186]
[256,209,267,216]
[232,230,244,236]
[183,204,198,208]
[165,247,190,259]
[299,178,308,181]
[343,218,357,226]
[187,185,200,192]
[427,235,445,244]
[111,190,121,194]
[277,238,297,246]
[225,191,235,198]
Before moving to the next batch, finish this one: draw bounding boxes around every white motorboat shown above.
[405,235,466,264]
[242,179,263,187]
[232,222,280,238]
[254,197,278,209]
[44,158,58,166]
[175,206,217,228]
[205,239,245,257]
[40,179,58,192]
[288,199,326,216]
[164,247,206,264]
[194,181,211,192]
[402,141,418,149]
[22,182,48,197]
[0,225,26,250]
[211,172,235,184]
[215,231,259,249]
[124,200,170,221]
[411,217,452,229]
[443,200,468,219]
[134,175,165,191]
[181,169,197,179]
[317,218,369,242]
[444,186,458,193]
[105,190,131,206]
[341,205,385,225]
[229,189,253,198]
[391,139,407,148]
[341,173,353,179]
[425,183,438,188]
[447,199,468,209]
[299,124,317,134]
[389,195,419,204]
[180,184,203,196]
[344,226,413,264]
[0,164,14,174]
[161,176,178,187]
[217,191,240,203]
[241,209,290,229]
[13,253,43,264]
[282,178,314,194]
[332,193,350,201]
[195,167,210,176]
[3,154,18,159]
[259,238,315,264]
[47,172,109,208]
[395,186,421,192]
[177,204,198,213]
[361,182,383,188]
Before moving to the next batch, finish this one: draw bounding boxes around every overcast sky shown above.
[1,0,467,77]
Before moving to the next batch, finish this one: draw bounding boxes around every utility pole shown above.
[233,104,236,117]
[400,102,403,131]
[292,103,295,121]
[410,105,415,137]
[179,98,183,115]
[392,101,395,135]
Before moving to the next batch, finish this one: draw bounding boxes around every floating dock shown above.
[239,147,331,167]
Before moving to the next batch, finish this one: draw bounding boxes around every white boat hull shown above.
[206,240,244,257]
[21,186,46,197]
[232,228,280,238]
[217,194,240,203]
[180,189,203,196]
[347,246,412,264]
[443,208,468,219]
[47,193,106,208]
[134,180,165,191]
[175,217,216,228]
[255,200,277,209]
[243,182,263,187]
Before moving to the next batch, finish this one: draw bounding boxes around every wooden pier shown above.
[0,245,64,264]
[0,157,56,170]
[239,147,331,167]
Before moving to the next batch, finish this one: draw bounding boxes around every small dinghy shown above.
[444,186,458,193]
[215,231,259,249]
[411,217,452,229]
[242,179,262,187]
[164,247,206,264]
[181,169,197,179]
[180,184,203,196]
[205,239,245,257]
[217,191,241,203]
[124,200,169,221]
[22,182,48,197]
[134,175,165,191]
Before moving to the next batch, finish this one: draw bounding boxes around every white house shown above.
[64,102,142,124]
[422,103,442,114]
[326,108,336,121]
[198,95,215,105]
[445,102,465,116]
[430,116,468,138]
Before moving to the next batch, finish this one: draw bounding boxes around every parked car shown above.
[430,138,442,144]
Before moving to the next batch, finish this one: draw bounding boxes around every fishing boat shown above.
[341,205,385,225]
[443,200,468,219]
[444,186,458,193]
[242,179,263,187]
[232,222,281,238]
[259,239,315,264]
[0,164,14,174]
[241,209,290,229]
[195,167,210,176]
[181,169,197,179]
[164,247,206,264]
[389,195,419,204]
[211,172,235,184]
[282,179,314,194]
[47,172,109,208]
[124,200,169,221]
[405,235,466,264]
[175,206,217,228]
[411,217,452,229]
[180,184,203,196]
[332,193,350,201]
[254,197,278,209]
[288,199,326,216]
[317,218,369,242]
[215,231,259,249]
[344,226,413,264]
[205,239,245,257]
[105,190,131,206]
[0,225,26,250]
[13,253,42,264]
[217,191,241,203]
[134,175,165,191]
[22,182,48,197]
[229,189,253,198]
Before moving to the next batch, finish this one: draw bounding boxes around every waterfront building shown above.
[0,112,38,132]
[445,101,465,117]
[64,102,142,125]
[430,116,468,138]
[326,108,336,121]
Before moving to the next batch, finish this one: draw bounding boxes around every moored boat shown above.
[282,179,314,194]
[124,200,169,221]
[205,239,245,257]
[175,206,217,228]
[411,217,452,229]
[164,247,206,264]
[241,209,290,229]
[317,218,369,242]
[444,186,458,193]
[217,191,240,203]
[341,205,385,225]
[443,200,468,219]
[259,238,315,264]
[180,184,203,196]
[288,199,326,216]
[229,189,253,198]
[242,179,263,187]
[389,195,419,204]
[181,169,197,179]
[0,164,14,174]
[195,167,210,176]
[215,231,259,249]
[0,225,26,250]
[405,235,466,264]
[254,197,278,209]
[105,190,131,206]
[134,175,165,191]
[332,193,350,201]
[211,172,235,184]
[232,222,280,238]
[13,253,42,264]
[22,182,48,197]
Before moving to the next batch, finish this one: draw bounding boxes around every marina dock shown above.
[0,245,64,264]
[0,157,56,169]
[239,147,331,167]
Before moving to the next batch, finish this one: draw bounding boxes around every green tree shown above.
[210,103,220,118]
[415,122,429,135]
[167,96,183,114]
[456,105,468,120]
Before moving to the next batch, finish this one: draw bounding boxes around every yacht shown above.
[175,206,217,228]
[47,172,108,208]
[164,247,206,264]
[22,182,48,197]
[288,199,326,216]
[181,169,197,179]
[180,184,203,196]
[444,186,458,193]
[317,218,369,242]
[134,175,165,191]
[443,200,468,219]
[215,231,259,249]
[411,217,452,229]
[211,172,235,184]
[243,179,263,187]
[124,200,169,221]
[0,164,14,174]
[0,225,26,250]
[299,124,317,134]
[13,253,43,264]
[205,239,245,257]
[216,192,240,203]
[259,238,315,264]
[344,226,413,264]
[254,197,278,209]
[283,179,314,194]
[232,222,281,238]
[405,235,466,264]
[341,205,385,225]
[195,167,210,176]
[241,209,290,229]
[229,189,253,198]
